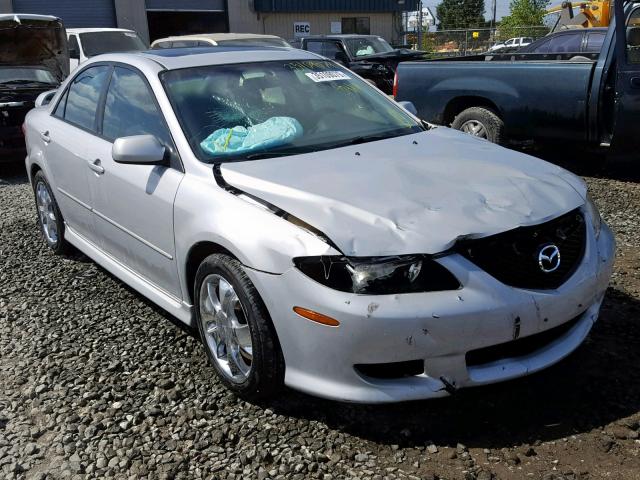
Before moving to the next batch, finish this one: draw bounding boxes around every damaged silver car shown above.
[24,46,615,403]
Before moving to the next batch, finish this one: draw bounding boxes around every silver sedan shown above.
[24,47,615,403]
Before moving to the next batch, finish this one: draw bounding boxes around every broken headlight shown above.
[294,255,460,294]
[585,193,602,240]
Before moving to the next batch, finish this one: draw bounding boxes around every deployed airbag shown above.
[200,116,303,156]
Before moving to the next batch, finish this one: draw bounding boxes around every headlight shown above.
[294,255,460,294]
[585,193,602,239]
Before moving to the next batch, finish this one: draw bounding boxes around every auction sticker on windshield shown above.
[305,71,351,82]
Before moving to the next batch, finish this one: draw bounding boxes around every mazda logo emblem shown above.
[538,244,561,273]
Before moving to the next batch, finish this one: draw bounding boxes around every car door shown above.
[87,65,184,298]
[45,64,111,244]
[611,6,640,152]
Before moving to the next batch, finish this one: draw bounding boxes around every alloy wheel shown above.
[35,181,58,244]
[460,119,488,139]
[199,274,253,383]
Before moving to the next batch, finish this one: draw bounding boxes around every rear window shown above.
[548,33,583,53]
[171,40,199,48]
[80,31,147,57]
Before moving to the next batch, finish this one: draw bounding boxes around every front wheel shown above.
[451,107,504,144]
[194,254,284,400]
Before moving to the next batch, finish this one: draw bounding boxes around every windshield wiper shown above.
[331,132,407,148]
[244,151,298,160]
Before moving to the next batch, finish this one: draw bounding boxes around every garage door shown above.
[13,0,117,28]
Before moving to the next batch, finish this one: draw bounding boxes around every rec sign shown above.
[294,22,310,38]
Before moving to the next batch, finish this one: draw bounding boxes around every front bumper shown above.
[246,221,615,403]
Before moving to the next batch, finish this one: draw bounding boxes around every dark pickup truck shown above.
[300,34,425,94]
[395,1,640,154]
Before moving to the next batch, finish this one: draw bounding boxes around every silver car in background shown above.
[24,46,615,403]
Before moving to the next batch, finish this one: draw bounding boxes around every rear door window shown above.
[305,41,324,54]
[548,32,582,53]
[322,41,344,60]
[531,38,551,53]
[62,65,111,132]
[585,32,606,52]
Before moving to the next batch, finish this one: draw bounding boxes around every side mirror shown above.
[35,90,57,108]
[112,135,167,165]
[397,101,418,116]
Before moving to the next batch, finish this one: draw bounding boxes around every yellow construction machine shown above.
[547,1,613,31]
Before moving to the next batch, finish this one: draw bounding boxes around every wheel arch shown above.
[443,96,502,126]
[29,162,43,185]
[184,241,240,305]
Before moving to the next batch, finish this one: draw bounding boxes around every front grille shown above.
[466,312,584,367]
[0,104,32,128]
[355,359,425,379]
[457,209,586,290]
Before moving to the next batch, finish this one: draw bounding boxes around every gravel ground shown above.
[1,158,639,480]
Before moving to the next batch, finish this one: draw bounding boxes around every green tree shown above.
[436,0,486,30]
[498,0,550,40]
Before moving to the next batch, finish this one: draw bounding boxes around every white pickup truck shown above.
[488,36,533,52]
[66,28,147,71]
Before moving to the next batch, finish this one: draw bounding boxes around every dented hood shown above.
[0,14,68,82]
[220,128,587,256]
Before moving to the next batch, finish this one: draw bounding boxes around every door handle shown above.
[88,159,105,175]
[40,131,50,143]
[630,77,640,89]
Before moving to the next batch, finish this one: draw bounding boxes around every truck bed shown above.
[395,56,598,142]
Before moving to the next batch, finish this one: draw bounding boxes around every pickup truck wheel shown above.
[452,107,504,144]
[194,254,284,400]
[32,171,71,255]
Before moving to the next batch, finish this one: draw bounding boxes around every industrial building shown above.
[0,0,419,44]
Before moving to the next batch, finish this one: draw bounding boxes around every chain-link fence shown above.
[406,26,551,57]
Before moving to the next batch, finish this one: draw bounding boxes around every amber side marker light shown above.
[293,307,340,327]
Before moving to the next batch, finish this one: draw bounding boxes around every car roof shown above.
[0,13,60,22]
[95,47,321,71]
[303,34,381,40]
[67,28,136,34]
[551,27,608,34]
[152,33,285,43]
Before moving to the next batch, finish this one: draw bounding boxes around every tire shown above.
[194,253,284,400]
[451,106,504,144]
[32,171,71,255]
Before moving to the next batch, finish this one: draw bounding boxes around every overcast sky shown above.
[420,0,511,21]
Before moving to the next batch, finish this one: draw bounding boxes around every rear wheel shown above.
[194,254,284,400]
[451,106,504,144]
[33,171,71,255]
